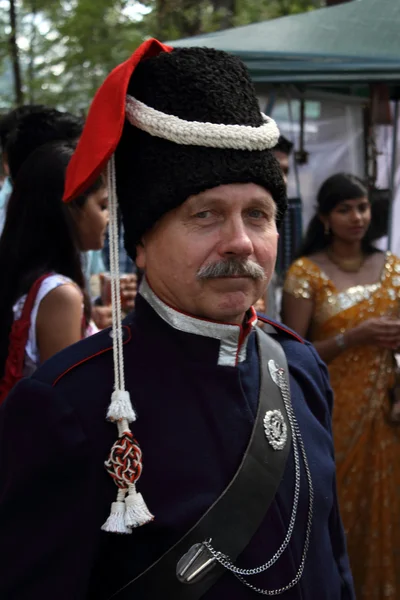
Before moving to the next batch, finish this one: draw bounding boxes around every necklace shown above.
[326,247,365,273]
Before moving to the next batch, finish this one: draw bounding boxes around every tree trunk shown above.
[28,0,37,104]
[179,0,203,37]
[212,0,236,29]
[155,0,167,40]
[9,0,24,106]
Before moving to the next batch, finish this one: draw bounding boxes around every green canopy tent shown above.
[169,0,400,98]
[169,0,400,248]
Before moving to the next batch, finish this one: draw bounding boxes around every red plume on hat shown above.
[63,38,172,203]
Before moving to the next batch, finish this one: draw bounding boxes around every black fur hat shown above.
[115,47,287,260]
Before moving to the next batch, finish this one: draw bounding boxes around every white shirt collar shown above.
[139,277,257,367]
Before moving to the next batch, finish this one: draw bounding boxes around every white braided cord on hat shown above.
[125,95,279,150]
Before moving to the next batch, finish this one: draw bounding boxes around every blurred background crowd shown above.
[0,0,399,598]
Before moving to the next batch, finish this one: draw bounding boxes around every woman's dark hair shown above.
[0,140,102,378]
[6,107,83,181]
[297,172,376,258]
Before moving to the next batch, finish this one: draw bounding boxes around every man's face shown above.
[136,183,278,325]
[273,151,289,187]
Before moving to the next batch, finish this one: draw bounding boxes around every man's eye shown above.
[248,209,265,219]
[195,211,212,219]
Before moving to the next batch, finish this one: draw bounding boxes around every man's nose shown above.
[217,218,254,257]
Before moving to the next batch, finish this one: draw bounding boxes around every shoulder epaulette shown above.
[257,315,305,344]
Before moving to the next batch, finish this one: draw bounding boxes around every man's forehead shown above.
[185,183,275,207]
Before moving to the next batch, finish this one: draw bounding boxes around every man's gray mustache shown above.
[197,259,266,280]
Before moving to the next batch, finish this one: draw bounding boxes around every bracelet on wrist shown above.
[334,332,346,350]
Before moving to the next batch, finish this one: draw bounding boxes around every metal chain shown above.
[203,368,314,596]
[204,369,300,575]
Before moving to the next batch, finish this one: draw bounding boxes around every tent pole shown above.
[388,100,399,251]
[285,87,302,201]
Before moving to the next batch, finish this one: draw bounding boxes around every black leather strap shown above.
[110,327,291,600]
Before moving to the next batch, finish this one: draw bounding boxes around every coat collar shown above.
[139,277,257,367]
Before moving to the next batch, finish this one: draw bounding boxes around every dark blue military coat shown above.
[0,282,354,599]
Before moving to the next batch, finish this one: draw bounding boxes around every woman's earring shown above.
[324,223,330,236]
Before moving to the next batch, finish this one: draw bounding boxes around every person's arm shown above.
[283,288,400,363]
[282,260,357,363]
[281,291,313,338]
[0,378,101,599]
[311,326,374,364]
[280,289,340,361]
[282,290,346,362]
[36,284,83,362]
[281,259,316,338]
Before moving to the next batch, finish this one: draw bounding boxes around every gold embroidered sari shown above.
[284,252,400,600]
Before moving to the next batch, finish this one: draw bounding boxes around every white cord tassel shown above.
[125,484,155,528]
[101,489,131,534]
[102,155,153,534]
[106,156,136,424]
[107,390,137,422]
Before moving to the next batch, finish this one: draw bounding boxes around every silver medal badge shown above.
[264,360,287,450]
[263,410,287,450]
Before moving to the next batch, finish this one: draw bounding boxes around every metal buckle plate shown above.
[176,542,216,584]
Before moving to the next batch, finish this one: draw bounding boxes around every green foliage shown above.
[23,0,146,111]
[1,0,147,110]
[141,0,325,40]
[234,0,324,26]
[0,0,324,111]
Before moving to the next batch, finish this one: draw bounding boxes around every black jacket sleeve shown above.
[0,378,101,600]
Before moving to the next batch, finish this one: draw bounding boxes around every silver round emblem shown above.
[263,409,287,451]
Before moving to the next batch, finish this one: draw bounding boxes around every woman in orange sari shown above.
[281,173,400,600]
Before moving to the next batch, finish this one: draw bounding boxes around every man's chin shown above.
[208,290,255,323]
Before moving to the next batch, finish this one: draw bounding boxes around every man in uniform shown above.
[0,40,354,599]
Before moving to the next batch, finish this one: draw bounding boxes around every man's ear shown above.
[135,239,146,269]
